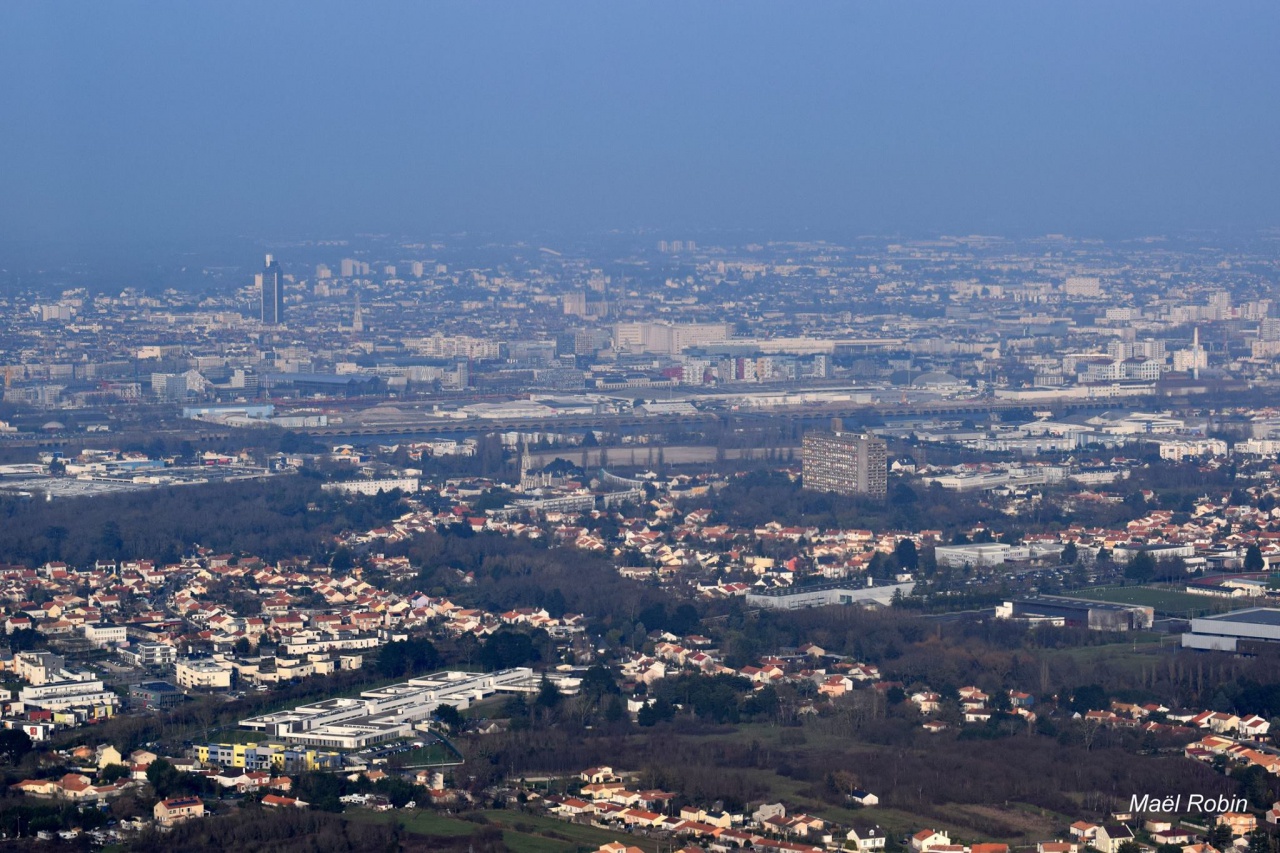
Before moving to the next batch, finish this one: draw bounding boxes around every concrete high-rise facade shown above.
[802,429,887,498]
[257,254,283,325]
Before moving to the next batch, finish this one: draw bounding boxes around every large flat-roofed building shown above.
[802,429,887,498]
[996,595,1154,631]
[239,668,581,750]
[19,677,119,711]
[746,581,914,610]
[1182,608,1280,653]
[934,543,1032,568]
[322,478,419,496]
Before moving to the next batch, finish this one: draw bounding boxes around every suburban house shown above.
[847,824,888,851]
[1092,824,1134,853]
[153,796,205,827]
[1216,813,1257,837]
[912,830,952,852]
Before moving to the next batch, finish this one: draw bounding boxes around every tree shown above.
[637,698,674,726]
[890,482,918,506]
[0,728,32,764]
[603,694,627,724]
[377,638,440,679]
[98,520,124,560]
[1125,550,1156,583]
[895,539,919,571]
[330,546,355,573]
[536,675,561,710]
[1246,544,1265,572]
[478,630,538,671]
[8,627,42,653]
[146,758,182,798]
[1248,829,1277,853]
[580,664,618,700]
[1067,684,1109,713]
[1061,541,1078,565]
[434,704,464,733]
[100,763,131,784]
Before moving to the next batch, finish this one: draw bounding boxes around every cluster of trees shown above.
[390,526,686,628]
[696,470,1101,540]
[146,757,218,799]
[376,637,441,679]
[462,698,1246,836]
[288,769,429,812]
[0,729,33,764]
[477,630,540,671]
[640,674,766,726]
[126,807,413,853]
[0,476,408,566]
[0,796,112,840]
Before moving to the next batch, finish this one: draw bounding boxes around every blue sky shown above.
[1,1,1277,245]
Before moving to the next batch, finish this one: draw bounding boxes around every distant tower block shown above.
[802,429,887,498]
[257,254,284,325]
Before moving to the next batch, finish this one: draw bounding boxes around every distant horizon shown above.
[3,2,1278,248]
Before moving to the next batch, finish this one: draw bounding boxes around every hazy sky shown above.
[2,1,1277,246]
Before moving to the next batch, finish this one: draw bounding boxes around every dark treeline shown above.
[123,806,475,853]
[693,470,1068,538]
[389,528,684,629]
[687,469,1231,540]
[718,603,1280,713]
[460,719,1238,836]
[0,475,407,567]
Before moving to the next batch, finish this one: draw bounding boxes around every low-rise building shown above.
[175,657,233,690]
[82,623,127,648]
[129,681,184,710]
[154,796,205,827]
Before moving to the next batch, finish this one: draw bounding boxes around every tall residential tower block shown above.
[802,428,887,498]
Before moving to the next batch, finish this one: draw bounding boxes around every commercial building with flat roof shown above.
[935,543,1031,568]
[239,668,580,750]
[745,581,914,610]
[996,595,1153,631]
[129,681,184,711]
[1183,608,1280,653]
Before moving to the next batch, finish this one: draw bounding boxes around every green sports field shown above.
[1070,585,1234,616]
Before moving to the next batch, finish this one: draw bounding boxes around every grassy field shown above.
[206,727,272,745]
[1070,585,1230,616]
[397,741,461,766]
[349,807,655,853]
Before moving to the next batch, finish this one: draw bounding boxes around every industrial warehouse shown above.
[996,595,1155,631]
[1181,608,1280,654]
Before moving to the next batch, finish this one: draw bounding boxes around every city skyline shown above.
[2,3,1280,849]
